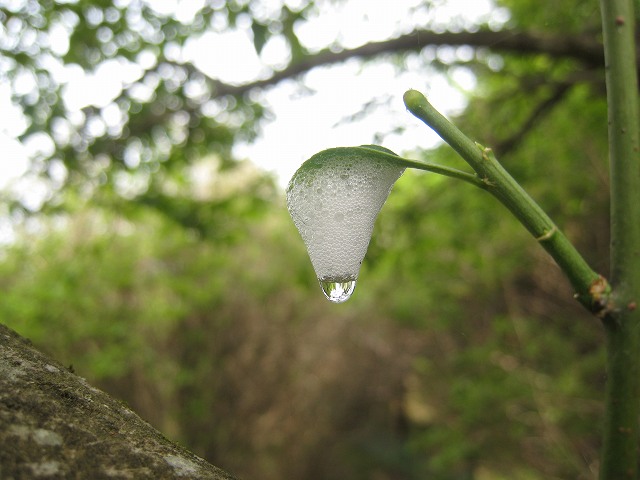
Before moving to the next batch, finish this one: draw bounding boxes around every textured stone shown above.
[0,323,236,480]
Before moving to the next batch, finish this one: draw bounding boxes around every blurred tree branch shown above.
[204,28,609,98]
[495,82,572,156]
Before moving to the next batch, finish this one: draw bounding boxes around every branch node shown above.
[475,142,493,160]
[481,176,497,187]
[536,226,558,242]
[588,274,614,319]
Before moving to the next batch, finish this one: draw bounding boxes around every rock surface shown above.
[0,323,236,480]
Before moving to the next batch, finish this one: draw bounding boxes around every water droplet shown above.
[319,278,356,303]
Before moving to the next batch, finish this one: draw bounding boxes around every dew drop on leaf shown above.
[319,277,357,303]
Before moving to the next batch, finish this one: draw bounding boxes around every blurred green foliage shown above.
[0,0,615,478]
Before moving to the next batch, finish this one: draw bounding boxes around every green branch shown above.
[403,89,606,313]
[355,146,487,188]
[598,0,640,478]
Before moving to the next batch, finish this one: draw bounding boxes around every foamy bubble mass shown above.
[286,146,405,302]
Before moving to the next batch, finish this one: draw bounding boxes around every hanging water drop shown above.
[319,277,356,303]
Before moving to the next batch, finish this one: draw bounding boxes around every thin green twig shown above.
[403,88,606,313]
[356,146,486,188]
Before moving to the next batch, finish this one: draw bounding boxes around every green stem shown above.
[357,146,487,188]
[599,0,640,478]
[403,89,605,312]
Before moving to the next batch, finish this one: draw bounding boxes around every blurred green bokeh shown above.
[0,0,611,478]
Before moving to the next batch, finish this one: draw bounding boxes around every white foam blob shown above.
[286,146,404,300]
